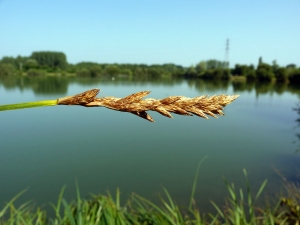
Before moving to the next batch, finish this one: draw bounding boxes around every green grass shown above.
[1,169,299,225]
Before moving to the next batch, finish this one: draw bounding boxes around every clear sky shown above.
[0,0,299,67]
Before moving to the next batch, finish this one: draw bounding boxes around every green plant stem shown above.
[0,100,57,112]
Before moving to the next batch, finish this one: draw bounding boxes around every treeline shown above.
[230,57,300,83]
[184,57,300,83]
[0,51,186,78]
[0,51,68,76]
[0,51,299,83]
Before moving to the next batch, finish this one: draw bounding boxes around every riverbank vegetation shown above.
[0,169,299,225]
[0,52,299,84]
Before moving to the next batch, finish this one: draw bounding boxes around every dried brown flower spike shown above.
[0,88,239,122]
[85,90,239,122]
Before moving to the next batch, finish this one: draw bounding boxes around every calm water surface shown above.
[1,76,300,213]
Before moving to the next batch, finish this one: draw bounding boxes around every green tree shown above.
[256,63,274,82]
[232,64,256,81]
[104,65,120,76]
[66,64,76,73]
[185,65,197,77]
[90,65,102,77]
[275,67,288,82]
[0,63,15,76]
[222,69,231,80]
[206,60,227,69]
[147,68,160,78]
[15,55,28,71]
[30,51,68,70]
[195,61,206,76]
[24,59,39,70]
[272,60,279,73]
[0,56,18,70]
[246,69,256,81]
[289,68,300,83]
[232,64,247,76]
[258,57,263,66]
[76,68,90,77]
[286,64,296,69]
[120,68,132,76]
[133,67,145,76]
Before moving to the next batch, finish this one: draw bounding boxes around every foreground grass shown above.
[1,169,299,225]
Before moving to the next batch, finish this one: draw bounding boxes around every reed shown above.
[0,88,239,122]
[2,168,300,225]
[1,170,293,225]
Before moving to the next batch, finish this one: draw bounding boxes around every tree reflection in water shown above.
[293,102,300,153]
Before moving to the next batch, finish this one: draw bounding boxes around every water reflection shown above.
[186,78,230,93]
[293,102,300,153]
[231,80,255,92]
[0,76,68,95]
[1,76,300,97]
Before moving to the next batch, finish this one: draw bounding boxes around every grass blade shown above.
[0,189,27,218]
[62,199,76,225]
[189,156,208,209]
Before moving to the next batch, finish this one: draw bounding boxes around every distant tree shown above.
[1,56,18,69]
[15,55,28,71]
[75,62,100,69]
[185,65,197,77]
[272,60,279,73]
[76,68,90,77]
[66,64,76,73]
[222,69,231,80]
[232,64,256,81]
[104,65,120,76]
[90,65,102,77]
[133,67,145,76]
[256,63,274,82]
[213,68,223,79]
[24,59,39,70]
[172,67,185,76]
[202,69,214,79]
[120,68,132,76]
[289,68,300,83]
[246,69,256,81]
[195,61,206,75]
[275,67,288,82]
[258,57,263,67]
[286,64,296,69]
[206,60,227,69]
[30,51,67,70]
[147,68,160,78]
[207,68,231,80]
[232,64,248,76]
[0,63,15,76]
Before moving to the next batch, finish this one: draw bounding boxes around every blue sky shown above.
[0,0,299,67]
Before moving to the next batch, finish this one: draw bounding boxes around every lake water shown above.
[1,75,300,214]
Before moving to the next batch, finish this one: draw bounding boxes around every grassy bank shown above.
[1,169,299,225]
